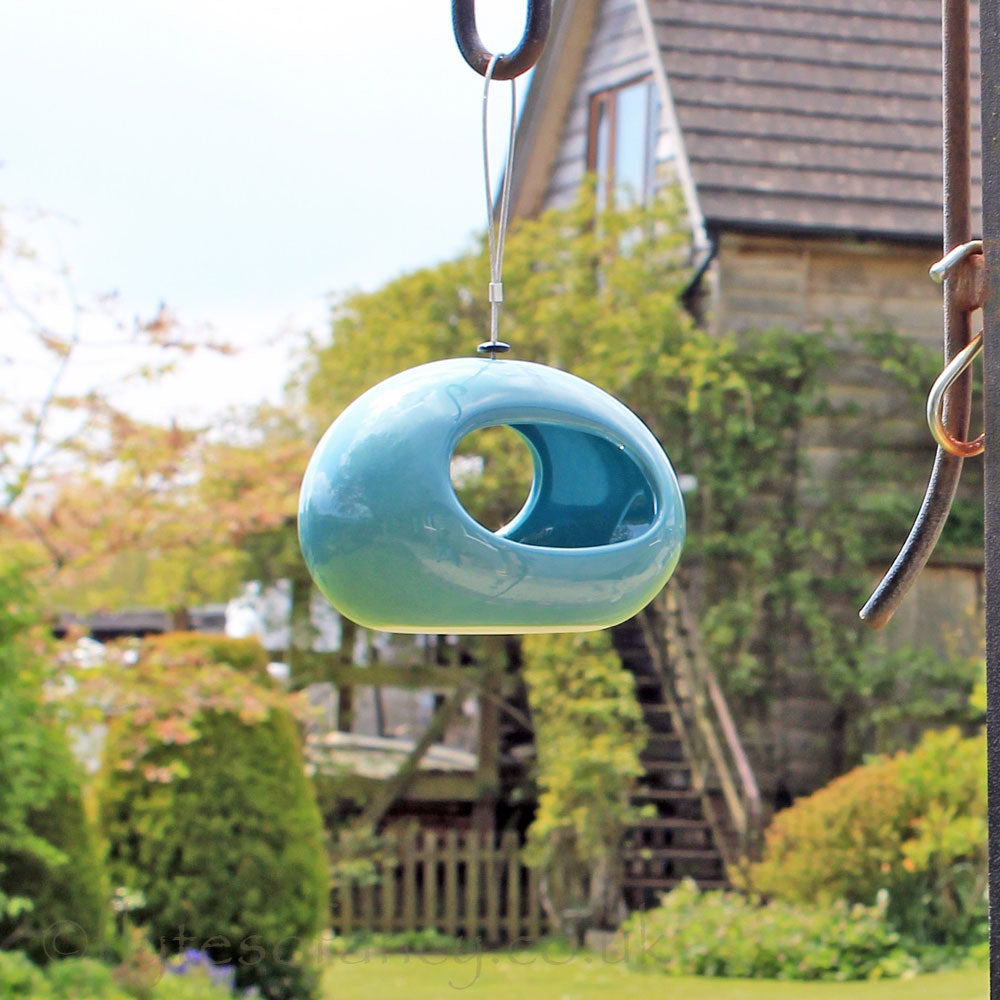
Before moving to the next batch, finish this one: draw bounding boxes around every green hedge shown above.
[0,550,105,963]
[746,727,987,944]
[622,879,920,981]
[0,767,105,964]
[0,951,236,1000]
[99,644,327,1000]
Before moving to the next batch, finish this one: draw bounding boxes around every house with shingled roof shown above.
[509,0,985,803]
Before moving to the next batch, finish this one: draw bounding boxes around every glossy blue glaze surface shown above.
[298,357,685,633]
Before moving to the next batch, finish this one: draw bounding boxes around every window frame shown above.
[586,75,661,209]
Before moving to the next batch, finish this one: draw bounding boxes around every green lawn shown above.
[324,952,986,999]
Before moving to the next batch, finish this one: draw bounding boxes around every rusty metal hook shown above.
[451,0,552,80]
[928,330,984,457]
[930,239,983,283]
[859,0,974,630]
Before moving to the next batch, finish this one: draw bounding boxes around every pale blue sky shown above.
[1,1,531,415]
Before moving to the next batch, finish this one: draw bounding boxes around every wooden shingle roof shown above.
[649,0,982,240]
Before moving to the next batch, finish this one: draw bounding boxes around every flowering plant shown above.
[168,950,237,991]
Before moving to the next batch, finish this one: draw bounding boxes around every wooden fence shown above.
[331,827,582,944]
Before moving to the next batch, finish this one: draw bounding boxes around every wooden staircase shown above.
[611,584,763,911]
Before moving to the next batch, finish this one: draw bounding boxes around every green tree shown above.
[96,637,327,1000]
[0,208,272,622]
[521,631,646,932]
[304,184,697,522]
[0,546,104,961]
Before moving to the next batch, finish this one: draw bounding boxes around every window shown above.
[588,77,661,210]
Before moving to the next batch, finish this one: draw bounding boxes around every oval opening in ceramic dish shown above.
[450,425,535,532]
[450,422,656,549]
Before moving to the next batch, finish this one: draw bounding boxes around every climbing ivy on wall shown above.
[664,320,982,753]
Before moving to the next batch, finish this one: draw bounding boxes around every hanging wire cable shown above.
[478,54,517,357]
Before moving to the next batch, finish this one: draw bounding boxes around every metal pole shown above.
[980,1,1000,993]
[859,0,974,628]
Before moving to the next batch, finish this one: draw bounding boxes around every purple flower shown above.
[167,949,237,990]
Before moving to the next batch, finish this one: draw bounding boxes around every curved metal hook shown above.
[929,239,983,283]
[928,331,984,457]
[858,0,974,630]
[451,0,552,80]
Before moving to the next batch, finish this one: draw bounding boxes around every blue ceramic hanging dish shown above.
[298,357,685,633]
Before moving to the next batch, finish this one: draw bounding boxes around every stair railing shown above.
[642,584,763,864]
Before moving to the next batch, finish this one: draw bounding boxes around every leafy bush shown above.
[154,965,241,1000]
[746,727,987,943]
[328,929,465,955]
[0,952,135,1000]
[0,550,105,962]
[43,956,130,999]
[0,774,106,963]
[622,879,919,981]
[162,948,266,999]
[845,636,984,757]
[0,950,239,1000]
[98,642,328,1000]
[0,950,52,999]
[108,925,163,1000]
[166,949,236,992]
[139,633,272,683]
[230,954,320,1000]
[521,630,646,931]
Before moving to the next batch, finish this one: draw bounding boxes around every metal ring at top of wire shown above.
[452,0,551,80]
[478,55,517,358]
